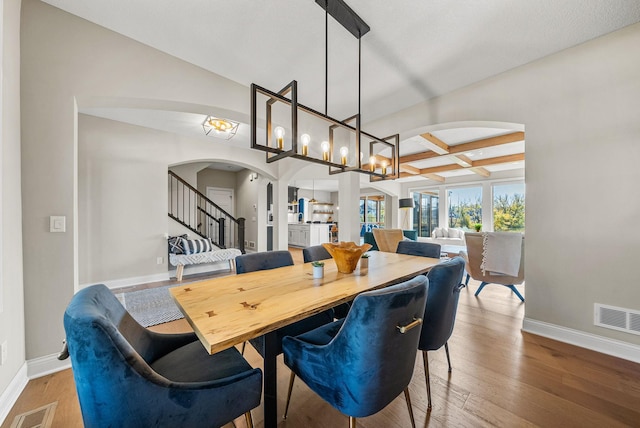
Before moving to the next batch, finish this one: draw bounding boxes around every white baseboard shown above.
[27,353,72,380]
[81,272,170,291]
[523,318,640,364]
[0,363,28,426]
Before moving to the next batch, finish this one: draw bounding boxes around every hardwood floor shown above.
[4,249,640,427]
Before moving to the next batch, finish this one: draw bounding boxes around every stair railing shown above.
[168,171,245,253]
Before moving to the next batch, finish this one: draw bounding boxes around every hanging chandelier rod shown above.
[315,0,370,39]
[319,0,367,119]
[249,0,399,181]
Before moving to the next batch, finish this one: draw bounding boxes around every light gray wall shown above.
[369,23,640,345]
[235,169,260,249]
[0,0,26,395]
[170,163,209,188]
[197,168,237,196]
[78,115,171,284]
[20,0,278,360]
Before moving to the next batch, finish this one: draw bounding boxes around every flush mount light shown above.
[250,0,399,181]
[202,116,239,140]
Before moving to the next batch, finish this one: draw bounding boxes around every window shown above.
[448,187,482,231]
[360,196,385,227]
[493,183,525,232]
[412,192,439,237]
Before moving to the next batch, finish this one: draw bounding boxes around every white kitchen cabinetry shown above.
[288,223,333,247]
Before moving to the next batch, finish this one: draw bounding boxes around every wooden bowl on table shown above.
[322,242,372,274]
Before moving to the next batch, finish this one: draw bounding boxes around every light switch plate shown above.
[50,216,66,233]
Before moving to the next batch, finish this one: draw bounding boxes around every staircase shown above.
[168,171,245,253]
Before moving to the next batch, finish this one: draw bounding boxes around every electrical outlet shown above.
[1,341,7,366]
[156,257,163,265]
[249,241,256,248]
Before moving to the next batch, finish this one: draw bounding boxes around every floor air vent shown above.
[10,402,57,428]
[595,304,640,336]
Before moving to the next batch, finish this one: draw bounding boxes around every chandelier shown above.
[250,0,399,181]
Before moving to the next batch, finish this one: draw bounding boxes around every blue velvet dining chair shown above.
[235,250,295,274]
[302,245,332,263]
[418,256,466,410]
[63,284,262,428]
[282,275,429,427]
[235,250,335,357]
[397,240,442,258]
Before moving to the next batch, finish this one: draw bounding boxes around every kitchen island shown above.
[288,223,333,247]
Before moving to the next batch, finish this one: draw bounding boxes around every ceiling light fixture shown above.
[309,180,318,204]
[202,116,239,140]
[250,0,399,181]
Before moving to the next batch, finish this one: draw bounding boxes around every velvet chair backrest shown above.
[235,250,293,274]
[302,245,332,263]
[363,232,379,251]
[396,240,442,258]
[419,257,466,351]
[63,285,179,426]
[464,232,525,285]
[372,228,405,252]
[315,275,428,417]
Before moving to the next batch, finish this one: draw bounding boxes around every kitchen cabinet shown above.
[288,223,333,247]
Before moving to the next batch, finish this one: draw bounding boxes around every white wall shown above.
[0,0,26,408]
[369,23,640,347]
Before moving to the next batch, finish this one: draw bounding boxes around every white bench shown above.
[169,248,242,281]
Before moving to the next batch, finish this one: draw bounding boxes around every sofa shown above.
[417,227,465,247]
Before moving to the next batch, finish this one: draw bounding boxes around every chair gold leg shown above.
[283,371,296,419]
[445,342,452,373]
[244,411,254,428]
[422,350,432,410]
[404,388,416,428]
[349,416,357,428]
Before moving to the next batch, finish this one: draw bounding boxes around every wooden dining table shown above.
[170,251,440,428]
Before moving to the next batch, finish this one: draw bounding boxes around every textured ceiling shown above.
[48,0,640,188]
[43,0,640,121]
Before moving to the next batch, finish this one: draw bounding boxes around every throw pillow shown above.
[181,237,213,255]
[448,228,460,239]
[167,234,188,254]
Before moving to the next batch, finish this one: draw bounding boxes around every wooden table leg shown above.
[263,332,278,428]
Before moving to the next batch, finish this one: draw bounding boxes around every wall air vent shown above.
[594,304,640,336]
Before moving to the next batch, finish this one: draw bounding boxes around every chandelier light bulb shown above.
[369,155,376,172]
[381,160,388,175]
[301,133,310,156]
[340,146,349,165]
[274,126,285,150]
[321,141,330,161]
